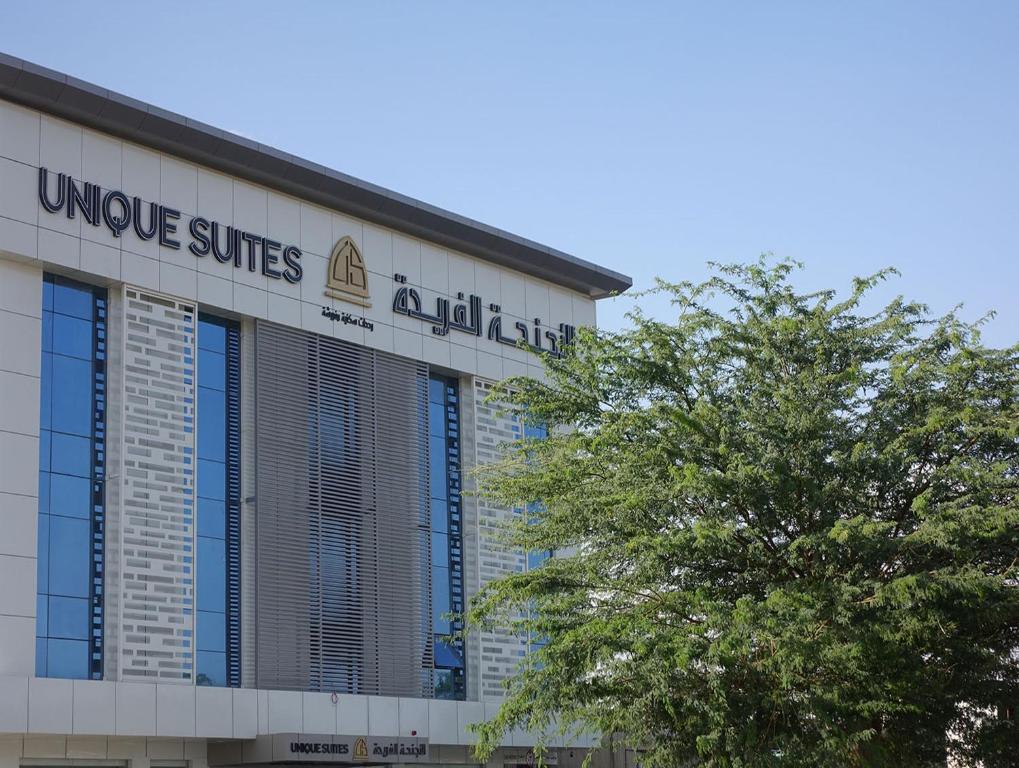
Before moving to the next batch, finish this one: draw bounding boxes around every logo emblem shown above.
[325,236,370,307]
[353,737,369,760]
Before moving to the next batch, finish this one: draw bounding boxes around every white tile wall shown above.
[0,676,586,747]
[159,261,197,299]
[115,682,157,736]
[39,116,82,179]
[155,685,195,737]
[0,102,39,166]
[160,157,197,216]
[0,556,35,617]
[0,619,34,677]
[0,677,28,732]
[392,234,421,285]
[427,700,458,745]
[336,694,368,735]
[81,239,120,280]
[82,132,122,191]
[397,697,428,737]
[0,266,41,668]
[37,228,80,270]
[266,690,302,733]
[71,680,116,735]
[267,292,301,327]
[256,689,269,734]
[367,696,399,736]
[457,701,485,745]
[0,372,40,437]
[362,223,393,277]
[28,678,73,734]
[196,271,233,309]
[299,203,332,258]
[0,158,37,226]
[0,216,37,260]
[120,251,159,290]
[420,244,448,293]
[195,687,233,738]
[197,170,233,223]
[232,688,258,739]
[300,692,335,735]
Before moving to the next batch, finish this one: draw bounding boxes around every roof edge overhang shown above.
[0,52,632,299]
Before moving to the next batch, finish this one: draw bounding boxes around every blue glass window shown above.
[432,566,451,634]
[197,537,226,613]
[197,610,226,652]
[48,596,89,639]
[198,498,226,539]
[46,638,88,679]
[36,274,106,680]
[52,315,93,359]
[197,458,226,501]
[196,650,226,687]
[428,374,465,699]
[50,357,93,436]
[50,433,91,477]
[197,389,226,461]
[195,314,241,687]
[49,512,90,598]
[49,474,91,518]
[199,348,227,391]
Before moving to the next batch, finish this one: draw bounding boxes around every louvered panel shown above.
[255,324,316,690]
[317,335,372,694]
[254,322,430,696]
[240,320,258,687]
[374,353,431,697]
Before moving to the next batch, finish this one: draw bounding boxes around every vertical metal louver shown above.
[224,322,243,687]
[254,321,431,696]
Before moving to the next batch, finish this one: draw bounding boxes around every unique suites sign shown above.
[38,167,304,282]
[36,168,578,358]
[206,733,430,765]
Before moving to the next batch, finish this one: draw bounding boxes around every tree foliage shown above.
[465,260,1019,767]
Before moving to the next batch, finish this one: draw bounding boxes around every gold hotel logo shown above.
[353,737,369,760]
[325,236,370,307]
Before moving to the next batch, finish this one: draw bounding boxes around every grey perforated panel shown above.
[253,321,431,696]
[116,287,197,682]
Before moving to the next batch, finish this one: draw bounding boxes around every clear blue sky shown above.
[3,2,1017,345]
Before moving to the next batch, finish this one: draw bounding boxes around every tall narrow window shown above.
[37,274,106,680]
[196,314,241,686]
[428,374,465,700]
[524,422,550,655]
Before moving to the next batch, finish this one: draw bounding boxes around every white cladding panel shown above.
[116,287,197,682]
[0,260,43,677]
[0,98,597,382]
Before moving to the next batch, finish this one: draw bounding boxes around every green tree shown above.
[465,260,1019,767]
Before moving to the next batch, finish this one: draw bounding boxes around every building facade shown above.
[0,55,631,768]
